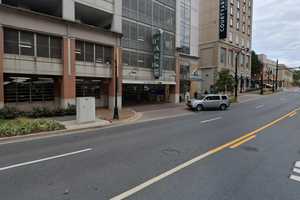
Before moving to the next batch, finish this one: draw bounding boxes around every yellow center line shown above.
[110,107,300,200]
[229,135,256,149]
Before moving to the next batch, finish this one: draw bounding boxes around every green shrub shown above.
[0,105,77,119]
[0,107,20,119]
[0,118,65,138]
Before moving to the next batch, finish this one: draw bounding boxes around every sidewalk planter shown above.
[0,118,65,138]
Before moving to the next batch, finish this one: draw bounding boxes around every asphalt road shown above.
[1,90,300,200]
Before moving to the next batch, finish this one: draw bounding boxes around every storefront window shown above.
[4,77,54,103]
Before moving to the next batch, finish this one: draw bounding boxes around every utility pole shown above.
[113,49,119,120]
[275,59,279,91]
[234,51,239,101]
[260,63,264,95]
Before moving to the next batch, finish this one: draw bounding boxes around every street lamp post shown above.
[233,47,249,101]
[234,51,239,100]
[275,59,279,91]
[113,49,119,120]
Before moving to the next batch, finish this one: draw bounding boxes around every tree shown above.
[251,51,263,78]
[293,70,300,86]
[215,69,234,93]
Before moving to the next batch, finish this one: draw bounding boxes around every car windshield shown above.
[196,95,206,100]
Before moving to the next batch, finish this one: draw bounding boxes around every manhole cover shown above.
[241,146,259,152]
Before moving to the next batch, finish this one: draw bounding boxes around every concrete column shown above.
[63,0,75,21]
[0,25,4,109]
[109,47,122,110]
[61,37,76,108]
[111,0,122,33]
[170,55,180,104]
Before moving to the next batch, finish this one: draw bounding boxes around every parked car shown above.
[187,94,230,111]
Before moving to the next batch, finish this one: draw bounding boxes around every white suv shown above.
[187,94,230,111]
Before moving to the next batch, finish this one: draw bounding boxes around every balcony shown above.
[75,2,113,29]
[2,0,62,17]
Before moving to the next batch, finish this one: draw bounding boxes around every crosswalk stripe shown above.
[290,175,300,182]
[293,168,300,175]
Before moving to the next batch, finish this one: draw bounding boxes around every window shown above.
[4,28,19,54]
[229,32,233,42]
[222,96,228,100]
[20,31,34,56]
[95,45,104,63]
[206,96,221,101]
[4,77,55,103]
[104,46,113,64]
[76,40,85,61]
[4,28,62,58]
[220,48,227,64]
[228,50,233,65]
[50,36,62,59]
[85,42,94,62]
[37,34,49,58]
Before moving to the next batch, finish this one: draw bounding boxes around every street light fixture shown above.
[231,47,249,101]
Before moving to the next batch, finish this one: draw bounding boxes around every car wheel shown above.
[196,105,203,112]
[220,104,227,111]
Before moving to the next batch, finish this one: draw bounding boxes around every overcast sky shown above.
[253,0,300,67]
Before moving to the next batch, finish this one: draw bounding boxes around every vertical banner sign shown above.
[219,0,228,39]
[153,30,164,79]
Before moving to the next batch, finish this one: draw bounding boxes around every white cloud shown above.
[253,0,300,67]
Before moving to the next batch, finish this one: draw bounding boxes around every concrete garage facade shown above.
[0,0,122,110]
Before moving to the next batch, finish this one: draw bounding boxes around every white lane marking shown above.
[255,105,265,109]
[290,175,300,182]
[201,117,222,124]
[0,148,92,171]
[293,168,300,175]
[296,161,300,168]
[110,151,214,200]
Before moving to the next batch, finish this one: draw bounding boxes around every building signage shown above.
[219,0,228,39]
[152,30,164,79]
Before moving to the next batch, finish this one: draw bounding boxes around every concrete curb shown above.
[0,109,143,145]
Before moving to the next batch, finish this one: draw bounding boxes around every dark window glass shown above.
[4,77,54,103]
[50,36,62,59]
[37,34,49,58]
[4,28,19,54]
[75,40,84,61]
[123,51,130,66]
[104,46,112,64]
[138,53,144,68]
[95,45,104,63]
[20,31,34,56]
[85,42,94,62]
[211,96,221,100]
[222,96,228,100]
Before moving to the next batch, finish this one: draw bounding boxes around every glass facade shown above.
[122,0,176,71]
[179,0,191,54]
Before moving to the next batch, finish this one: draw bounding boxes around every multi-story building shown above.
[176,0,201,101]
[0,0,122,110]
[198,0,253,93]
[278,64,294,88]
[121,0,179,105]
[257,54,277,86]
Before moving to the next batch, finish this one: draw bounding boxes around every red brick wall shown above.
[61,37,76,102]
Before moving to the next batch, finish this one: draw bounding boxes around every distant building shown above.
[198,0,253,93]
[257,54,277,87]
[278,64,294,88]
